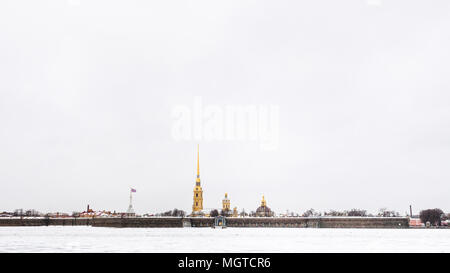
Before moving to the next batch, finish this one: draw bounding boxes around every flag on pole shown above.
[131,188,136,193]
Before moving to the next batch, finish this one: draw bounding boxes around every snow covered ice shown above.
[0,226,449,253]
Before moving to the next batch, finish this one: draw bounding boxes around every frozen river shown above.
[0,226,449,252]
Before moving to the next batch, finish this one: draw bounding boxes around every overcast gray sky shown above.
[1,0,449,215]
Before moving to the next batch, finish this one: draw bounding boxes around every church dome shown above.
[255,195,273,217]
[256,205,272,214]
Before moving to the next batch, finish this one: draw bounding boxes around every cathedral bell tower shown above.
[222,193,230,212]
[192,145,203,214]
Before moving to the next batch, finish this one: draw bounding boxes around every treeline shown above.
[209,209,266,217]
[301,208,400,217]
[155,208,186,217]
[5,209,43,217]
[209,209,252,217]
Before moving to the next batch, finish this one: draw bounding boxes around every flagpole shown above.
[130,188,132,208]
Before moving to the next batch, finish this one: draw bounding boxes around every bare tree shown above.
[324,210,346,216]
[420,209,444,226]
[161,210,173,216]
[220,209,231,217]
[239,209,247,217]
[210,209,219,217]
[302,208,321,217]
[171,209,186,217]
[13,209,23,217]
[377,208,399,217]
[347,209,367,217]
[72,212,80,217]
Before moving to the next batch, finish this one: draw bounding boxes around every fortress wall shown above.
[0,217,91,226]
[226,217,316,228]
[218,217,408,228]
[48,218,91,226]
[0,218,45,226]
[317,217,409,228]
[0,217,409,228]
[0,217,128,227]
[91,217,183,228]
[190,217,214,227]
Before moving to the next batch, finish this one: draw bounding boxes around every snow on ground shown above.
[0,226,449,253]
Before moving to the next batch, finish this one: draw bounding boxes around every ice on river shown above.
[0,226,449,253]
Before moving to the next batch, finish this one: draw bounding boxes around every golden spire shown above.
[197,144,200,177]
[195,144,201,185]
[261,195,266,207]
[192,144,203,214]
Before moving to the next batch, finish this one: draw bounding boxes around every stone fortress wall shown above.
[0,216,409,228]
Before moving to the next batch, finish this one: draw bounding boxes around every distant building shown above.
[232,207,238,217]
[409,218,423,227]
[256,195,274,217]
[78,205,121,218]
[0,212,13,217]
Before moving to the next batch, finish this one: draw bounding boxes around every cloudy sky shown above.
[1,0,449,215]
